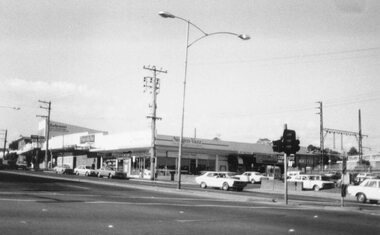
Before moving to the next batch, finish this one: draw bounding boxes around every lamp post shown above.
[0,105,20,110]
[159,11,250,189]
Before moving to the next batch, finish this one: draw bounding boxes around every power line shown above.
[190,46,380,66]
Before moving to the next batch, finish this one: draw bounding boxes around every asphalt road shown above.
[0,171,379,235]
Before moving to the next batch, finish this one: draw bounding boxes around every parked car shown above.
[16,161,27,170]
[353,173,378,185]
[74,165,96,176]
[347,179,380,203]
[287,174,335,191]
[235,171,268,184]
[53,164,74,174]
[96,166,127,179]
[195,171,247,191]
[322,172,342,186]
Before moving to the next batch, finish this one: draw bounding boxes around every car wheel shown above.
[200,182,207,189]
[313,185,320,191]
[357,193,367,203]
[108,173,112,179]
[97,173,101,178]
[222,182,229,191]
[85,172,89,176]
[251,179,256,184]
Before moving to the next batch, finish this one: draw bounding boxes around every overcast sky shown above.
[1,0,379,153]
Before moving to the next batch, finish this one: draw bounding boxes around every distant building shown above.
[257,138,272,145]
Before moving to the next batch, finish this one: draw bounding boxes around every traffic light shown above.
[283,129,296,155]
[293,139,300,153]
[272,139,283,153]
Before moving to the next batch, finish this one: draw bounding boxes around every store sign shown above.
[49,123,68,132]
[80,134,95,144]
[172,137,202,145]
[256,155,278,164]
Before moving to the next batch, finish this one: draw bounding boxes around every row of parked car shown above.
[194,170,380,204]
[53,164,127,179]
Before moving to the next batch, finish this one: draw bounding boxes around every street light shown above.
[0,105,21,110]
[159,11,250,189]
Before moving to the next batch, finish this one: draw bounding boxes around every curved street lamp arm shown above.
[188,32,245,48]
[169,15,208,36]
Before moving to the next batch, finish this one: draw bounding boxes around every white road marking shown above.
[55,183,91,190]
[0,198,37,202]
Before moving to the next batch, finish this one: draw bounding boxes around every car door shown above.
[302,176,312,189]
[207,173,219,187]
[365,180,380,200]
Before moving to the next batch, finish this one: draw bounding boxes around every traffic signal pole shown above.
[284,124,288,205]
[273,124,300,205]
[284,152,288,205]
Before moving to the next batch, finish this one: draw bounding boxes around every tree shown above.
[348,147,359,156]
[307,144,319,152]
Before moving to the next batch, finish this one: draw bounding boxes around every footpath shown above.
[2,170,380,216]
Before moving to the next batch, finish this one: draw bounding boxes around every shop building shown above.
[13,120,318,177]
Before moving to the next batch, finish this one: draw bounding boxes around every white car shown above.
[195,171,247,191]
[348,179,380,203]
[74,165,96,176]
[235,171,268,184]
[287,174,335,191]
[354,173,378,185]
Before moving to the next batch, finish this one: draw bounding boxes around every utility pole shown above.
[1,129,7,159]
[358,109,363,164]
[143,65,167,181]
[37,100,51,169]
[316,101,324,172]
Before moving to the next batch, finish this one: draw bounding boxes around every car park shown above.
[347,179,380,204]
[287,174,335,191]
[195,171,247,191]
[235,171,268,184]
[53,164,74,174]
[74,165,96,176]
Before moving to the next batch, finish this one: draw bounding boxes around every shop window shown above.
[156,157,176,176]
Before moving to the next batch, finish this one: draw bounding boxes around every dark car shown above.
[53,164,74,174]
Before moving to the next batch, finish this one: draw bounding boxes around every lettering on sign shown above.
[172,137,202,145]
[80,135,95,144]
[49,123,68,132]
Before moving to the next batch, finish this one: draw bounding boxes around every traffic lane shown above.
[3,171,379,210]
[1,191,379,235]
[0,172,236,206]
[1,173,380,235]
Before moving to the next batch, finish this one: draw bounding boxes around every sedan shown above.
[235,171,268,184]
[195,171,247,191]
[347,179,380,203]
[96,167,127,179]
[53,164,74,174]
[74,165,96,176]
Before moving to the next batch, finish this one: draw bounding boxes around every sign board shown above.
[80,134,95,144]
[31,135,45,140]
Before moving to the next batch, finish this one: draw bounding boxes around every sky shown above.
[1,0,380,153]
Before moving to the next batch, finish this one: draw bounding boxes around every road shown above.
[0,171,379,235]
